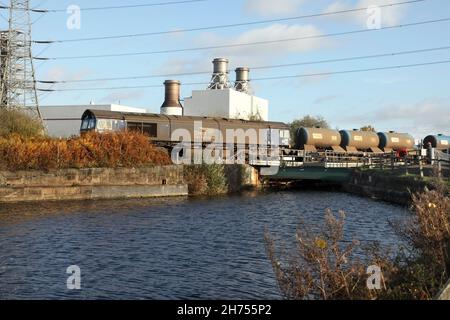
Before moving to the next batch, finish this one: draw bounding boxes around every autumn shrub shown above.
[184,163,228,196]
[0,131,172,171]
[0,108,44,138]
[383,186,450,299]
[265,187,450,300]
[265,210,383,300]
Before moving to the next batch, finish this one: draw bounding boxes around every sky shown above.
[1,0,449,138]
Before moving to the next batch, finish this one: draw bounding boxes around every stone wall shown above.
[343,169,442,205]
[0,166,188,203]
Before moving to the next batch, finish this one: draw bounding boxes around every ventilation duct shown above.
[161,80,183,116]
[234,67,251,94]
[208,58,230,90]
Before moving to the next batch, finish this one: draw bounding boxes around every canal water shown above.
[0,191,409,299]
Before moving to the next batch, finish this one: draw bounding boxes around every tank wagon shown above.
[295,128,344,152]
[80,109,291,149]
[423,134,450,150]
[295,127,415,153]
[339,130,381,153]
[377,132,415,152]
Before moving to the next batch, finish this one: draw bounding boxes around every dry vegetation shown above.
[266,187,450,300]
[0,108,44,138]
[0,131,172,171]
[184,164,228,196]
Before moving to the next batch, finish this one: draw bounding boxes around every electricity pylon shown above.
[0,0,43,124]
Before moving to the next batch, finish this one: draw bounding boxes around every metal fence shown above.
[279,149,450,180]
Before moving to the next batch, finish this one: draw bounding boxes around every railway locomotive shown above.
[80,109,291,150]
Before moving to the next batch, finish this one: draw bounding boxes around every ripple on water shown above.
[0,191,409,299]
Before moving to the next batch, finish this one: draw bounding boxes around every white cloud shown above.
[153,56,210,75]
[314,94,338,104]
[343,97,450,138]
[150,23,329,92]
[199,23,328,66]
[244,0,304,16]
[40,66,95,91]
[324,0,406,27]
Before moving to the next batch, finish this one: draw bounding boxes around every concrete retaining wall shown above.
[224,164,260,193]
[343,170,431,205]
[0,166,188,203]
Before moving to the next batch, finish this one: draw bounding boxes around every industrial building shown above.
[40,104,146,137]
[38,57,270,137]
[183,58,269,121]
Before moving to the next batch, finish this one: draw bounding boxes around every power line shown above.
[31,0,427,43]
[0,0,209,13]
[36,45,450,84]
[37,17,450,59]
[38,59,450,92]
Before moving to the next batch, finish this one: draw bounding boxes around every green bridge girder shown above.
[267,165,354,183]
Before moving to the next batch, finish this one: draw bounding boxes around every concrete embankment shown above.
[0,164,259,203]
[343,169,447,205]
[0,166,188,203]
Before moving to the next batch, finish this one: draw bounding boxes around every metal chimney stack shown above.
[161,80,183,116]
[208,58,230,90]
[234,67,251,94]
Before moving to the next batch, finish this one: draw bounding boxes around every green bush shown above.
[0,108,44,138]
[184,164,228,196]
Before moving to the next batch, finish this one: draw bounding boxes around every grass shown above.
[0,108,44,138]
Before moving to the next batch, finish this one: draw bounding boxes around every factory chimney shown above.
[161,80,183,116]
[208,58,230,90]
[234,67,251,94]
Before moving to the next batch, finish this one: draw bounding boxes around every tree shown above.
[360,125,376,132]
[288,115,330,142]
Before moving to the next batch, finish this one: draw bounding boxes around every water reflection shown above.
[0,191,409,299]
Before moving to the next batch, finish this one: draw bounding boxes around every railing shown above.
[278,149,450,179]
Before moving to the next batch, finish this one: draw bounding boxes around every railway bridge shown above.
[254,151,432,183]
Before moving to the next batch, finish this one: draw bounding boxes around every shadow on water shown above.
[0,190,410,299]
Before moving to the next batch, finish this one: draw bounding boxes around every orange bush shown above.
[0,132,172,171]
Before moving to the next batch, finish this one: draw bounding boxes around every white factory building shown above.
[40,104,146,138]
[184,89,268,121]
[181,59,269,121]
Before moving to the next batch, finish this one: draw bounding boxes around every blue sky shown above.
[2,0,449,137]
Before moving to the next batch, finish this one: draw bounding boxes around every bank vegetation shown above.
[266,185,450,300]
[0,132,172,171]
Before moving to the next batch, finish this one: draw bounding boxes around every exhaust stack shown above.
[161,80,183,116]
[208,58,230,90]
[234,67,251,94]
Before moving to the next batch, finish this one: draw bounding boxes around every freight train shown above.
[81,109,450,157]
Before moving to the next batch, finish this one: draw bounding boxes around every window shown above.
[126,122,157,137]
[142,123,157,137]
[88,118,96,129]
[81,119,89,130]
[127,122,141,132]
